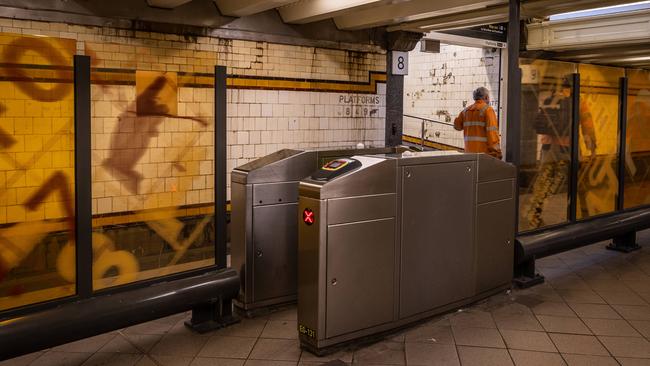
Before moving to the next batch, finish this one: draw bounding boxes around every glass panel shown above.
[0,33,76,311]
[90,66,215,290]
[519,59,576,231]
[624,69,650,208]
[576,64,623,219]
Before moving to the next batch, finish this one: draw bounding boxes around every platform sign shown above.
[441,23,508,43]
[392,51,408,76]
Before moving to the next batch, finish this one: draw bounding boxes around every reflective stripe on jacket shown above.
[453,100,501,157]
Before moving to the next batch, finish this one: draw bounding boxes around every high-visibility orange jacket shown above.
[454,100,502,159]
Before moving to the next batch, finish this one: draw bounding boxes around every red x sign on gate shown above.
[303,208,314,225]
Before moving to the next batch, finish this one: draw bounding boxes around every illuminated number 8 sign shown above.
[303,208,315,225]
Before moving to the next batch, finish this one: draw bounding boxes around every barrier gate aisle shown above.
[298,151,517,353]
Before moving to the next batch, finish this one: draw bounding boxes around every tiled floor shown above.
[4,230,650,366]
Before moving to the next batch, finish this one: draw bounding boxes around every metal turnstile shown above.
[231,147,409,314]
[297,151,516,353]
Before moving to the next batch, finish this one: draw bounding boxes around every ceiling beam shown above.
[384,0,640,34]
[146,0,193,9]
[333,0,506,30]
[278,0,389,24]
[214,0,298,17]
[387,6,507,32]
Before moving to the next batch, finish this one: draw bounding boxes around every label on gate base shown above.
[299,324,316,338]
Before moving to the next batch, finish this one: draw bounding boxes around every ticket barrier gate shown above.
[231,146,409,314]
[297,151,516,353]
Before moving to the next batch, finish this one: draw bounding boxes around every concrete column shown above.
[386,51,404,147]
[384,31,422,147]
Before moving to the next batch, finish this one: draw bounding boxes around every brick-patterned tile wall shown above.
[404,43,501,148]
[0,19,387,213]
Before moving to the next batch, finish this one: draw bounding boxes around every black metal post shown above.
[617,77,628,211]
[215,65,227,269]
[505,0,521,166]
[569,73,580,222]
[607,76,640,253]
[386,51,403,147]
[74,55,92,297]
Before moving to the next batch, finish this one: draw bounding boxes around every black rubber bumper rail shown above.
[0,268,239,361]
[516,207,650,266]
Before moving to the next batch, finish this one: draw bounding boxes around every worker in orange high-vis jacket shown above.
[454,87,502,159]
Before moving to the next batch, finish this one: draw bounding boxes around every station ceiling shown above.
[144,0,635,33]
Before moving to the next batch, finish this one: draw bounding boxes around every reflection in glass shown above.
[90,67,216,290]
[577,64,623,219]
[625,69,650,208]
[519,59,575,231]
[0,33,76,311]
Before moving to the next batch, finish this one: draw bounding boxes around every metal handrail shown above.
[403,114,455,127]
[403,114,457,151]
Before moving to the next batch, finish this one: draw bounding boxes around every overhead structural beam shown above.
[214,0,298,17]
[527,9,650,51]
[334,0,505,30]
[278,0,387,24]
[385,0,634,34]
[387,6,506,32]
[146,0,193,9]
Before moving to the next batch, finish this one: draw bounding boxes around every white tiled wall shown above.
[404,43,502,148]
[226,85,386,199]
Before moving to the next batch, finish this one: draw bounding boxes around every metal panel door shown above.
[475,198,515,293]
[326,218,395,338]
[400,162,476,319]
[252,203,298,302]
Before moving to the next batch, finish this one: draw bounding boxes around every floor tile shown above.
[448,310,496,328]
[124,317,178,335]
[300,349,353,362]
[244,361,297,366]
[598,336,650,358]
[537,315,592,335]
[508,350,566,366]
[595,290,647,306]
[456,346,514,366]
[404,342,459,366]
[531,302,577,317]
[216,319,267,338]
[248,338,301,362]
[197,336,257,359]
[630,320,650,338]
[79,353,142,366]
[613,305,650,321]
[402,325,454,344]
[112,333,161,353]
[260,320,298,340]
[558,290,606,304]
[353,341,405,365]
[52,333,117,353]
[617,358,650,366]
[548,334,609,356]
[146,354,193,366]
[268,307,298,321]
[549,276,591,291]
[582,318,642,337]
[495,314,544,331]
[561,354,619,366]
[0,351,43,366]
[150,332,210,357]
[452,327,505,348]
[189,358,245,366]
[97,334,141,354]
[29,351,93,366]
[569,304,621,320]
[500,329,557,352]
